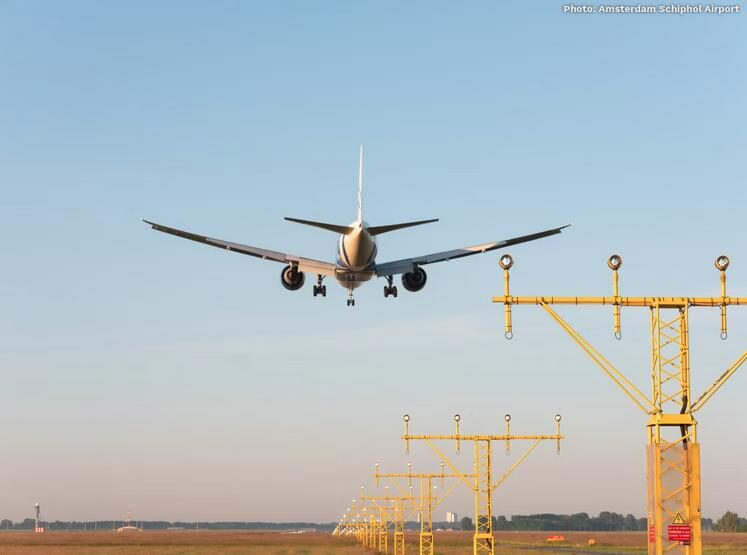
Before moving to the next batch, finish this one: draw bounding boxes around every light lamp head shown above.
[403,414,410,423]
[504,414,511,422]
[555,414,562,422]
[607,254,623,270]
[453,413,461,422]
[499,254,514,270]
[716,255,730,271]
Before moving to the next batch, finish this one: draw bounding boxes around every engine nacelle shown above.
[401,267,427,292]
[281,265,305,291]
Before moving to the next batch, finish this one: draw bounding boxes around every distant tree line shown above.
[440,512,723,532]
[0,520,337,532]
[1,511,743,532]
[500,512,648,532]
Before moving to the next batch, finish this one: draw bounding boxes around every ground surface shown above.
[0,531,745,555]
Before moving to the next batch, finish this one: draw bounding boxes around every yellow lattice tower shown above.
[376,505,390,554]
[335,513,364,539]
[345,498,377,548]
[374,461,470,555]
[359,486,417,555]
[494,254,747,555]
[402,413,563,555]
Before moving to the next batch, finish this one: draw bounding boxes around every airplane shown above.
[143,147,568,306]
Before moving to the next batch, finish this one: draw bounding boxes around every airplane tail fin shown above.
[285,217,354,235]
[367,218,439,236]
[357,144,363,222]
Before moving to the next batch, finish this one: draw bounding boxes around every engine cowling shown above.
[281,265,305,291]
[401,267,427,292]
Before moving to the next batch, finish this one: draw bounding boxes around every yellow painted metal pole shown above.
[610,255,622,338]
[499,254,514,339]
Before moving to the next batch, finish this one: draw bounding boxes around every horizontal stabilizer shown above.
[367,218,439,236]
[284,217,354,235]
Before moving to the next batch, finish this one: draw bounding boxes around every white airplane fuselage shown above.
[335,221,377,289]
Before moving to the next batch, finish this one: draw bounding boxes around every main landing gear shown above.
[312,275,327,297]
[383,275,398,298]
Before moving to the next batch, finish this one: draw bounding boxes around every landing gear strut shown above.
[383,275,398,298]
[312,275,327,297]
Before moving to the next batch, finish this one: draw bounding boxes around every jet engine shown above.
[281,265,305,291]
[401,267,427,292]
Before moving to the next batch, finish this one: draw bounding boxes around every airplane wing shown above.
[142,220,338,277]
[374,225,570,276]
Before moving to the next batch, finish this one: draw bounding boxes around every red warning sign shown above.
[668,525,692,543]
[648,525,655,543]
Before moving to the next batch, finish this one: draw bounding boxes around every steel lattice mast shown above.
[402,414,563,555]
[494,253,747,555]
[374,461,469,555]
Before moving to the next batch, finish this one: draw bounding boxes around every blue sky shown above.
[1,1,745,522]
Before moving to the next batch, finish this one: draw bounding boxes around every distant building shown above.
[446,512,458,523]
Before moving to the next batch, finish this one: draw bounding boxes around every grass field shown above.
[0,531,745,555]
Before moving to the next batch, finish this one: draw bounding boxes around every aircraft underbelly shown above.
[335,270,374,289]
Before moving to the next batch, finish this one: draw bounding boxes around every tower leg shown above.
[394,501,406,555]
[394,532,405,555]
[420,477,434,555]
[647,432,702,555]
[473,440,494,555]
[419,532,433,555]
[647,306,702,555]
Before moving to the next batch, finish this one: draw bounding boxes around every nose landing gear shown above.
[312,275,327,297]
[347,289,355,307]
[383,275,398,298]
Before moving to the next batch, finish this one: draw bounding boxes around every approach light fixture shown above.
[716,255,730,271]
[499,254,514,270]
[608,254,623,270]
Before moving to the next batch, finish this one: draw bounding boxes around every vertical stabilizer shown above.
[357,145,364,222]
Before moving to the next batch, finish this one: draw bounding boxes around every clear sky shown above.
[1,1,746,524]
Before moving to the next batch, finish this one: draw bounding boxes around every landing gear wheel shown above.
[347,298,355,307]
[384,286,390,298]
[392,286,398,298]
[314,275,326,298]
